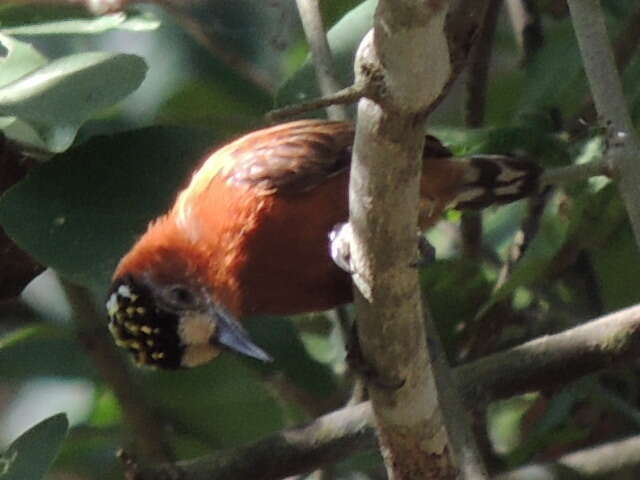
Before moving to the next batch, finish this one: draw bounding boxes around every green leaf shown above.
[145,355,285,448]
[0,127,217,292]
[0,324,95,378]
[0,324,44,351]
[432,125,571,168]
[0,34,48,87]
[0,51,147,152]
[589,222,640,311]
[276,0,375,109]
[245,316,339,398]
[158,80,271,134]
[1,10,160,35]
[0,413,68,480]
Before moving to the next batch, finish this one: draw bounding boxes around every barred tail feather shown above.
[453,155,542,209]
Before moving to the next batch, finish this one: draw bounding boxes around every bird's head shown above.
[106,233,272,369]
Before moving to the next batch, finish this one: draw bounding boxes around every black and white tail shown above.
[453,155,542,210]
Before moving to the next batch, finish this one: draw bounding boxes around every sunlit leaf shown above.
[0,52,147,152]
[0,34,48,87]
[1,10,160,35]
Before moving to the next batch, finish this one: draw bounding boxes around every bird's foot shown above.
[329,222,354,274]
[411,235,436,268]
[331,224,436,271]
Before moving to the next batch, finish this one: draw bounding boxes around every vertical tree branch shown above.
[567,0,640,249]
[461,0,503,259]
[506,0,543,64]
[295,0,348,121]
[348,1,487,478]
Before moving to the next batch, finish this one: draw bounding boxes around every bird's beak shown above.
[210,303,273,362]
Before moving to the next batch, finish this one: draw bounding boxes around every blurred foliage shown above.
[1,1,640,479]
[0,413,68,480]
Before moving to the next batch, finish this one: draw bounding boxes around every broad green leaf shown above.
[54,426,122,479]
[0,127,217,292]
[1,10,160,35]
[158,80,271,134]
[0,34,47,87]
[245,316,339,399]
[145,354,285,448]
[0,52,147,152]
[0,324,95,378]
[276,0,375,108]
[0,413,68,480]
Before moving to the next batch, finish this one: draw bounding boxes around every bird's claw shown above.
[410,235,436,268]
[329,222,354,274]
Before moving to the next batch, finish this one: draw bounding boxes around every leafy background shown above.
[1,0,640,478]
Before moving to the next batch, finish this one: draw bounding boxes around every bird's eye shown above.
[164,285,198,309]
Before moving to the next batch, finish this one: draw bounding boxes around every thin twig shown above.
[541,159,611,185]
[495,187,552,289]
[266,84,367,122]
[62,280,172,462]
[568,2,640,136]
[295,0,348,121]
[493,0,546,291]
[465,0,502,129]
[461,0,503,259]
[459,0,503,471]
[567,0,640,249]
[422,302,488,479]
[153,0,275,93]
[506,0,543,64]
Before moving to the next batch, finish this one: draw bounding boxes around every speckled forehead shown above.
[106,284,140,314]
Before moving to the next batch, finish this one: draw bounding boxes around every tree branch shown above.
[62,281,173,462]
[133,303,640,479]
[496,435,640,479]
[295,0,348,121]
[266,84,367,123]
[568,2,640,137]
[567,0,640,249]
[461,0,502,259]
[457,304,640,404]
[347,1,463,477]
[132,402,376,480]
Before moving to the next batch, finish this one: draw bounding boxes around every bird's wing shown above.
[181,119,454,203]
[212,119,355,194]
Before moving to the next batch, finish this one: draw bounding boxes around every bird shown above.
[106,119,541,369]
